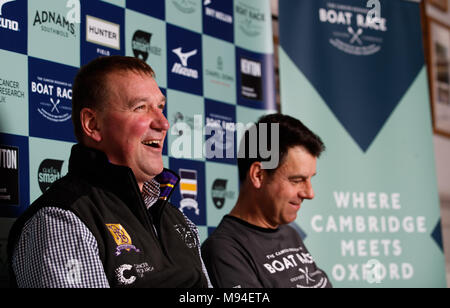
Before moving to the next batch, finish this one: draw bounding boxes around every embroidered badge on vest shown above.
[106,224,141,256]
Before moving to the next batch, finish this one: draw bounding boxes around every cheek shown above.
[112,116,148,139]
[129,118,149,137]
[281,185,298,202]
[269,184,290,205]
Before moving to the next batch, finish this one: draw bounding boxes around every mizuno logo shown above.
[172,47,197,67]
[0,0,14,15]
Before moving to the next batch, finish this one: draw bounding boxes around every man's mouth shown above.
[142,140,162,149]
[290,201,301,208]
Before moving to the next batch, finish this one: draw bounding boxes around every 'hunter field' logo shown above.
[86,15,120,50]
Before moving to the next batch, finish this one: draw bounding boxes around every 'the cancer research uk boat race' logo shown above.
[171,47,199,79]
[31,76,73,123]
[318,2,387,56]
[235,0,265,38]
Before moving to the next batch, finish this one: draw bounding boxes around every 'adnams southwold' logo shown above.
[38,159,63,193]
[172,0,197,14]
[132,30,162,62]
[211,179,235,209]
[0,0,19,32]
[31,76,72,123]
[106,224,141,256]
[319,2,387,56]
[235,1,265,37]
[33,10,76,38]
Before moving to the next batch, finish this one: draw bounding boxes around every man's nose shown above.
[150,110,170,132]
[300,181,315,200]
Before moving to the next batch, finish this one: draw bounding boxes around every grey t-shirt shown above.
[201,215,332,288]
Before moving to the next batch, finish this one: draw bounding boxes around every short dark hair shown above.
[237,113,325,182]
[71,56,155,142]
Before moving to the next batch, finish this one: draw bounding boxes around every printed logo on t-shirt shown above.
[263,246,329,288]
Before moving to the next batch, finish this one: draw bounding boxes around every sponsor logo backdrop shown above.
[0,0,276,284]
[279,0,446,287]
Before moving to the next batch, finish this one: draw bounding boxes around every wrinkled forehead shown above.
[275,146,317,175]
[101,69,157,101]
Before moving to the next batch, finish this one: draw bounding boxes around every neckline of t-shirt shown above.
[225,215,280,233]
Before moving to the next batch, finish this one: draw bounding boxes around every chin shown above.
[285,214,298,225]
[135,165,164,183]
[154,165,164,176]
[146,165,164,178]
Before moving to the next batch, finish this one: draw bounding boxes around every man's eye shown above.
[291,179,304,184]
[135,105,146,111]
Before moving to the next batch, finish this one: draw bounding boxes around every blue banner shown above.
[280,0,446,287]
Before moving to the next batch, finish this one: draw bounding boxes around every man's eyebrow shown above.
[128,96,166,107]
[288,173,317,180]
[128,97,147,107]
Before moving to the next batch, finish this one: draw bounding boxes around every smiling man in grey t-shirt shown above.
[202,114,331,288]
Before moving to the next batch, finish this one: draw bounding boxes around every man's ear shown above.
[248,161,264,189]
[80,107,102,143]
